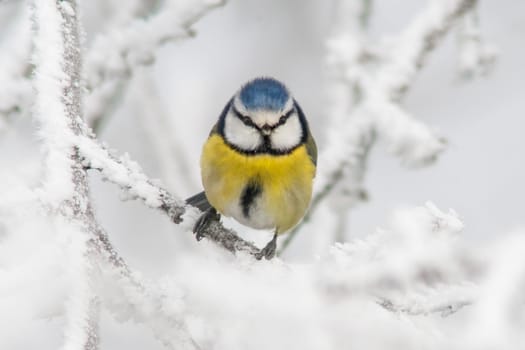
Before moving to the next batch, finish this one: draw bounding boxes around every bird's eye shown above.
[242,116,252,125]
[279,115,287,124]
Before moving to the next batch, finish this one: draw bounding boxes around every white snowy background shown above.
[0,0,524,349]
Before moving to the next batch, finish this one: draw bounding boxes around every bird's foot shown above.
[256,233,277,260]
[193,207,220,241]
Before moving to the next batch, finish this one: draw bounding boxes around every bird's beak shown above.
[261,124,272,135]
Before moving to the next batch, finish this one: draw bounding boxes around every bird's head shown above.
[219,77,308,154]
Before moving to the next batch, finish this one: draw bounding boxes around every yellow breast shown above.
[201,134,316,233]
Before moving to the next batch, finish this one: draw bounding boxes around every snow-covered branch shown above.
[282,0,492,251]
[32,0,98,348]
[154,202,519,350]
[456,9,498,79]
[376,0,477,99]
[77,134,260,257]
[84,0,226,131]
[328,0,479,196]
[89,221,200,350]
[31,1,214,347]
[7,1,521,348]
[0,0,225,133]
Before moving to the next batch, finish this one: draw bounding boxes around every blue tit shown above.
[187,77,317,259]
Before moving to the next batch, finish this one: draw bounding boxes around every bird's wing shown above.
[305,131,317,167]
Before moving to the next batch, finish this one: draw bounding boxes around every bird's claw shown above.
[193,207,220,241]
[256,233,277,260]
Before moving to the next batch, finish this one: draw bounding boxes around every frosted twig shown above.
[320,0,376,244]
[88,221,201,350]
[377,0,477,100]
[32,0,99,348]
[456,8,498,79]
[315,203,478,319]
[32,1,207,346]
[377,282,476,317]
[77,134,260,257]
[78,135,186,222]
[378,297,472,317]
[280,0,479,253]
[84,0,226,131]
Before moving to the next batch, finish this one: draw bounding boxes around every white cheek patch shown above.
[271,114,303,151]
[223,112,262,151]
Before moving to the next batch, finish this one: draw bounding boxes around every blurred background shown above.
[1,0,524,348]
[2,0,524,266]
[84,0,524,261]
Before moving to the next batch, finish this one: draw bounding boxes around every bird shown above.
[186,77,317,259]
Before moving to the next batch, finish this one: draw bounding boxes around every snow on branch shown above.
[151,202,514,350]
[375,0,477,99]
[10,0,516,348]
[77,133,261,257]
[84,0,226,130]
[282,0,491,251]
[89,221,200,350]
[31,1,207,347]
[456,9,498,79]
[0,0,225,132]
[32,1,98,349]
[315,202,480,317]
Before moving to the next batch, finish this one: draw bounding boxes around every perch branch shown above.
[77,134,260,257]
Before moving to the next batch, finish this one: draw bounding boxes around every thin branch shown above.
[84,0,227,131]
[378,298,472,317]
[32,1,207,347]
[280,0,478,254]
[0,0,225,133]
[377,282,477,317]
[456,8,498,79]
[319,0,377,245]
[377,0,478,100]
[32,0,98,348]
[89,220,201,350]
[77,134,260,257]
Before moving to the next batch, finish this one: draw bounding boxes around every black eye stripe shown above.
[232,106,257,128]
[276,108,295,127]
[231,106,295,130]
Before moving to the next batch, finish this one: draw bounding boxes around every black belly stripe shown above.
[240,181,262,218]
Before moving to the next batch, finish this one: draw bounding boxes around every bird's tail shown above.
[185,191,212,212]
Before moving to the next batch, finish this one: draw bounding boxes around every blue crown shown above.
[239,78,290,111]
